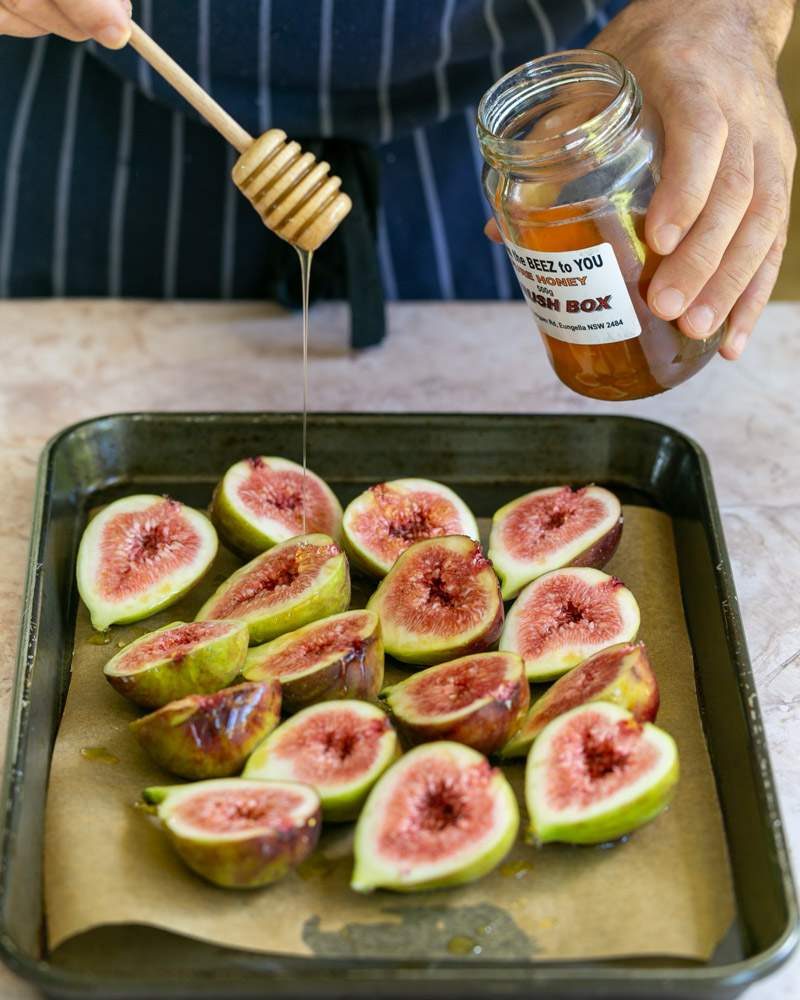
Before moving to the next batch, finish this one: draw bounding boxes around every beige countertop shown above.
[0,298,797,997]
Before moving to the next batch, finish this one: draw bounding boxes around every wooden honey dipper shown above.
[128,23,352,252]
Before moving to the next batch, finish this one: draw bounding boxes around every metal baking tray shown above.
[0,412,796,998]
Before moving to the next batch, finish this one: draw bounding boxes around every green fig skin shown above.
[104,620,249,710]
[195,534,351,645]
[143,779,321,889]
[130,680,282,779]
[351,742,519,893]
[243,610,384,715]
[525,703,679,846]
[211,457,343,558]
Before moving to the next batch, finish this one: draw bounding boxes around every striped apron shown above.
[0,0,626,345]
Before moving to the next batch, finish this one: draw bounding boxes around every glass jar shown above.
[477,50,722,401]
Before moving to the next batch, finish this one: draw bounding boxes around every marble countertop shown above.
[0,298,797,997]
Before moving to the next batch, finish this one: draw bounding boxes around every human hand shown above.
[590,0,796,359]
[0,0,131,48]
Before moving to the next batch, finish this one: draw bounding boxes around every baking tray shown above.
[0,412,796,999]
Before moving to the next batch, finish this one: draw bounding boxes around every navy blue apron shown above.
[0,0,627,346]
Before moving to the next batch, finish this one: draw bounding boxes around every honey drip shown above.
[296,247,313,533]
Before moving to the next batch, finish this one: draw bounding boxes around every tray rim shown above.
[0,410,797,997]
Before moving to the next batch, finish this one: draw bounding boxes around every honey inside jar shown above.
[479,51,722,401]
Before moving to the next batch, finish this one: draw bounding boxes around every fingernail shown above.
[653,224,682,255]
[97,22,129,48]
[724,329,749,358]
[686,304,716,337]
[653,287,685,318]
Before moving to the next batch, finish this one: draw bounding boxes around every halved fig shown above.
[104,620,249,709]
[351,741,518,892]
[77,495,218,631]
[525,702,679,845]
[383,652,529,755]
[196,533,350,645]
[243,700,398,821]
[342,479,479,577]
[212,456,343,557]
[143,778,321,888]
[130,680,281,778]
[367,536,503,666]
[243,609,383,713]
[500,567,640,682]
[500,642,659,759]
[489,485,622,600]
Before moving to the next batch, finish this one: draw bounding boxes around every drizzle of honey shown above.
[447,935,482,956]
[296,852,342,881]
[87,631,112,646]
[296,247,313,534]
[80,746,119,764]
[499,857,534,879]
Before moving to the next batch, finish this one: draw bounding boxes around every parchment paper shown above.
[44,506,735,962]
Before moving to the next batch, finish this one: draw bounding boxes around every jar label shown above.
[503,240,642,345]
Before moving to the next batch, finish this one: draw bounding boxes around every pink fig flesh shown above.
[243,610,384,713]
[384,652,529,755]
[526,703,679,845]
[104,620,249,709]
[500,642,659,758]
[343,479,479,577]
[244,700,399,820]
[489,485,622,600]
[212,456,343,556]
[196,534,351,644]
[131,680,282,779]
[145,779,321,888]
[76,494,218,631]
[367,535,504,666]
[500,567,640,681]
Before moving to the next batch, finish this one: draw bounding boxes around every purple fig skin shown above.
[384,653,530,756]
[499,642,659,759]
[131,681,282,779]
[144,779,321,888]
[243,611,384,714]
[568,516,623,572]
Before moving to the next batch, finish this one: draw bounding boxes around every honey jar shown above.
[478,50,722,401]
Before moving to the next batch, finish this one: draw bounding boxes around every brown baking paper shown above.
[44,506,735,962]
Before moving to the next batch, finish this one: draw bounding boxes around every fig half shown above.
[243,609,383,713]
[130,680,282,779]
[351,741,518,892]
[489,485,622,600]
[500,642,659,759]
[143,779,321,888]
[342,479,479,577]
[367,536,503,666]
[196,533,350,645]
[212,456,343,557]
[500,567,640,682]
[104,620,249,709]
[77,495,218,631]
[243,700,399,821]
[525,702,679,845]
[382,652,529,755]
